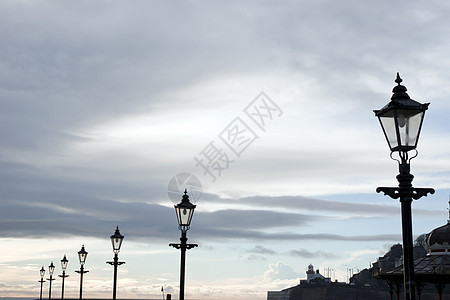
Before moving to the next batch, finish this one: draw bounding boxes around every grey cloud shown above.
[194,226,400,242]
[0,168,402,244]
[202,194,439,217]
[240,195,394,214]
[241,254,267,262]
[247,245,277,255]
[195,209,320,230]
[0,159,402,244]
[244,245,337,260]
[288,249,338,259]
[0,0,447,260]
[0,159,402,243]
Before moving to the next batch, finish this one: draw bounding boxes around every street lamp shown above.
[75,245,89,300]
[38,266,45,300]
[169,189,198,300]
[107,226,125,300]
[47,261,56,300]
[59,255,69,300]
[374,73,435,300]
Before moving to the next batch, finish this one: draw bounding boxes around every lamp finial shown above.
[391,73,409,101]
[395,72,402,85]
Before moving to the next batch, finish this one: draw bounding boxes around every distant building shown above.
[306,263,315,282]
[267,202,450,300]
[374,201,450,299]
[267,264,333,300]
[301,263,330,285]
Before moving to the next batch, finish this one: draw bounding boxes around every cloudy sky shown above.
[2,1,450,299]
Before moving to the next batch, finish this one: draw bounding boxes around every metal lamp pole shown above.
[169,190,198,300]
[59,255,69,300]
[107,226,125,300]
[75,245,89,300]
[374,73,434,300]
[38,266,45,300]
[47,262,55,300]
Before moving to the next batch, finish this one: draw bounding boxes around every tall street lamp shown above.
[169,189,198,300]
[59,255,69,300]
[107,226,125,300]
[38,266,45,300]
[75,245,89,300]
[374,73,434,300]
[47,262,56,300]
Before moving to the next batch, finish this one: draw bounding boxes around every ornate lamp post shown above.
[75,245,89,300]
[107,226,125,300]
[374,73,434,300]
[169,189,198,300]
[47,262,56,300]
[59,255,69,300]
[38,266,45,300]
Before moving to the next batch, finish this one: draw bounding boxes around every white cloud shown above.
[263,262,299,282]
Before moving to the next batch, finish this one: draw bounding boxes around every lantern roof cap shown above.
[391,72,410,100]
[375,73,429,116]
[111,225,124,239]
[390,73,429,108]
[176,189,196,209]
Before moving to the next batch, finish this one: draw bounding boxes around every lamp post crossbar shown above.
[75,266,89,300]
[376,187,435,200]
[169,242,199,250]
[170,230,198,300]
[377,172,434,300]
[58,271,69,300]
[47,276,55,300]
[106,254,125,300]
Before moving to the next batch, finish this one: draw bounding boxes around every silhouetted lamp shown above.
[75,245,89,300]
[374,73,434,300]
[39,266,45,300]
[107,226,125,300]
[59,255,69,300]
[48,262,55,300]
[170,189,198,300]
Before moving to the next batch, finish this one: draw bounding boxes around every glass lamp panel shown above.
[396,109,424,149]
[111,236,123,252]
[40,267,45,278]
[61,255,68,270]
[110,226,124,252]
[175,206,194,227]
[378,113,399,151]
